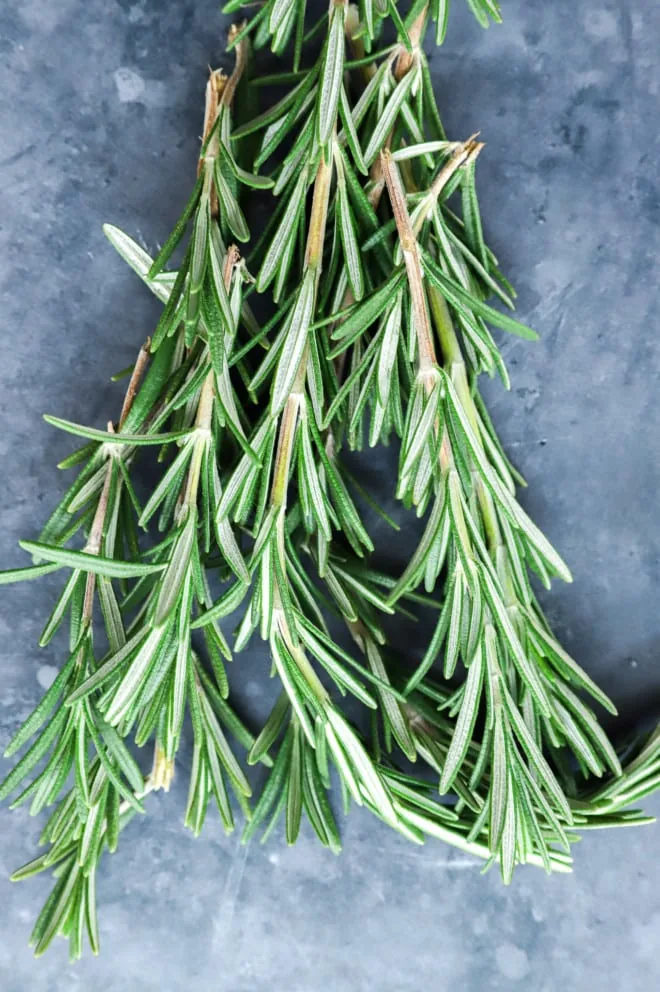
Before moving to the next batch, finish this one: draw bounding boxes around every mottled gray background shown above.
[1,1,660,989]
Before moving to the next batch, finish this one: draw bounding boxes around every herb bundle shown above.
[2,0,658,959]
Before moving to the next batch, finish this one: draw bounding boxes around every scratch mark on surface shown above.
[212,834,250,952]
[504,436,573,448]
[434,857,480,870]
[0,144,36,169]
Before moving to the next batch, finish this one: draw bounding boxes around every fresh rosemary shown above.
[2,0,658,960]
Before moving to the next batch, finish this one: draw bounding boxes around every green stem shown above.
[270,392,302,510]
[184,247,237,513]
[270,151,334,514]
[267,127,336,709]
[428,285,506,562]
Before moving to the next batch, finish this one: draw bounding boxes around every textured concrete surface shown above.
[1,1,660,988]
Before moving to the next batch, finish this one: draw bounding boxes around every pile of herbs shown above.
[1,0,658,959]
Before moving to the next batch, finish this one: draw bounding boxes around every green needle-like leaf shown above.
[0,562,62,585]
[317,4,346,147]
[44,416,193,447]
[18,543,166,579]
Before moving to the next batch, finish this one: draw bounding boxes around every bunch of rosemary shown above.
[2,0,658,960]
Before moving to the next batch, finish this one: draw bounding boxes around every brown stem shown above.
[381,153,459,479]
[412,137,484,236]
[199,71,226,164]
[118,339,151,430]
[304,153,333,272]
[199,27,248,214]
[82,343,151,623]
[381,149,436,376]
[221,26,249,110]
[200,69,224,221]
[430,136,482,198]
[270,394,301,511]
[394,5,428,81]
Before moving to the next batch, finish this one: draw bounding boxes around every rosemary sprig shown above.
[2,2,658,958]
[222,0,623,840]
[0,41,268,958]
[0,355,155,959]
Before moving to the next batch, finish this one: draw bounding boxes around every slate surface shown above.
[1,1,659,989]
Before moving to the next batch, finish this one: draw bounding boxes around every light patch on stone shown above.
[633,912,660,959]
[495,943,530,982]
[19,0,78,32]
[585,11,618,40]
[37,665,58,690]
[114,67,146,104]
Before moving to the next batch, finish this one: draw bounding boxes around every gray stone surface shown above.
[1,1,659,988]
